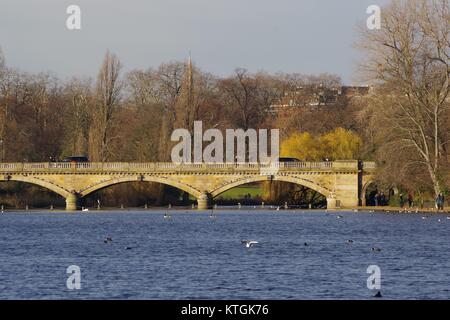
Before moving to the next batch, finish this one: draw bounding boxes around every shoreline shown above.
[1,206,449,214]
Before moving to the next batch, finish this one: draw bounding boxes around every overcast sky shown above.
[0,0,390,84]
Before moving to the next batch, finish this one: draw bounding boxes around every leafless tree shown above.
[89,51,123,161]
[358,0,450,196]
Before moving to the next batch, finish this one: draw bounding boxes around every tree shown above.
[0,46,5,75]
[280,128,362,161]
[62,78,93,157]
[89,51,123,161]
[280,132,320,161]
[358,0,450,197]
[320,128,362,160]
[219,69,280,130]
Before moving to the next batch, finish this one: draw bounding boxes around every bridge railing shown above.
[0,161,373,173]
[362,161,376,170]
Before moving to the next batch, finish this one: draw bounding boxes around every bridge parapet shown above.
[0,161,372,173]
[361,161,376,171]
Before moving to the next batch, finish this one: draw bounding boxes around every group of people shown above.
[370,190,447,211]
[399,193,415,208]
[373,192,387,206]
[367,191,388,206]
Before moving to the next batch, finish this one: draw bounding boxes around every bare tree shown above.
[89,51,123,161]
[358,0,450,197]
[219,69,280,130]
[63,78,92,157]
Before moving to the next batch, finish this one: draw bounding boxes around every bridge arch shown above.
[361,180,376,206]
[2,176,71,198]
[210,175,333,199]
[79,175,202,199]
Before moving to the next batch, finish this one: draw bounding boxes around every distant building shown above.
[270,85,370,113]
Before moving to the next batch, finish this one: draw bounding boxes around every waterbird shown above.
[371,247,382,252]
[374,291,382,298]
[422,216,427,220]
[104,237,113,244]
[164,213,172,220]
[82,208,89,212]
[209,212,217,219]
[347,240,354,244]
[304,242,309,246]
[125,246,133,250]
[337,215,343,219]
[447,217,450,220]
[241,240,259,248]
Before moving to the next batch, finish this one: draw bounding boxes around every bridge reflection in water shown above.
[0,161,375,210]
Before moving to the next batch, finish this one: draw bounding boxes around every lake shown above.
[0,210,449,299]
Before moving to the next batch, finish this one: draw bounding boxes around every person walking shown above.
[399,193,404,208]
[380,192,386,206]
[437,194,445,211]
[408,193,414,208]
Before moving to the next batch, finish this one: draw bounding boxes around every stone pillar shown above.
[66,193,80,211]
[327,198,340,210]
[197,192,212,210]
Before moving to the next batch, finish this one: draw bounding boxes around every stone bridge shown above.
[0,161,376,210]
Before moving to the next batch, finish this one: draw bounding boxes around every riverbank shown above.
[1,205,449,214]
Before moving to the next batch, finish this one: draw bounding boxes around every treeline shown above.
[0,48,367,164]
[0,47,366,206]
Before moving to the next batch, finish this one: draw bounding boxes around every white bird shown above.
[164,213,172,220]
[82,208,89,212]
[337,215,343,219]
[241,240,259,248]
[209,213,217,219]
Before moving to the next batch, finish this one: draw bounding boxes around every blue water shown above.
[0,210,449,300]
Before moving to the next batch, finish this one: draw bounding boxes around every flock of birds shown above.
[100,211,387,297]
[101,211,392,252]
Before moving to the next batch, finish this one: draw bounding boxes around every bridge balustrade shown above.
[0,161,373,173]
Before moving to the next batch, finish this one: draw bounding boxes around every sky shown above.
[0,0,390,84]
